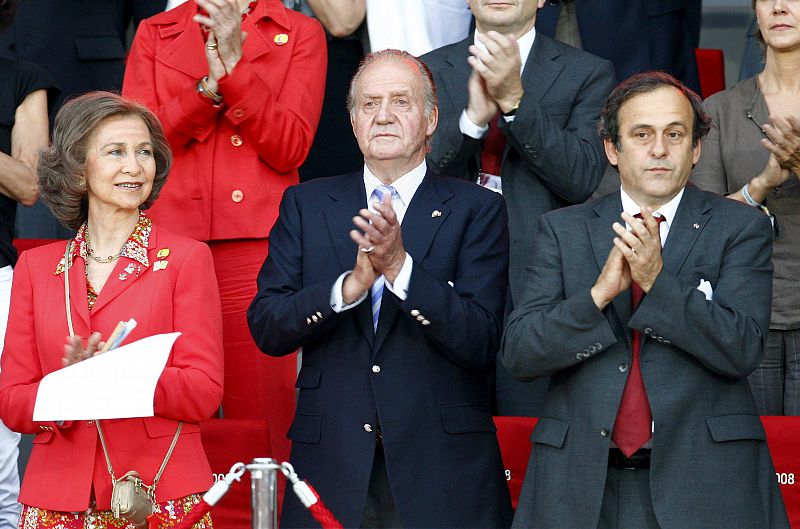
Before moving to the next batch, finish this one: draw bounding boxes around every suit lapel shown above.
[438,38,472,121]
[661,185,712,275]
[65,247,91,334]
[589,193,632,343]
[323,173,374,346]
[373,172,452,354]
[520,34,564,106]
[155,15,208,80]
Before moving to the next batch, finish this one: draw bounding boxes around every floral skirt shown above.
[18,494,213,528]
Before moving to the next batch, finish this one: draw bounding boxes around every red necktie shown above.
[612,213,665,457]
[480,114,505,177]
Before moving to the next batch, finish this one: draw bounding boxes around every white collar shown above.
[474,25,536,75]
[619,187,685,230]
[363,160,427,207]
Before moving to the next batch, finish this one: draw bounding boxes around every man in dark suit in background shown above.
[535,0,701,94]
[503,72,789,528]
[0,0,165,239]
[422,0,615,416]
[247,49,512,528]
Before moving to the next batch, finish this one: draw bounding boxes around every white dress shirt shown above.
[619,187,685,246]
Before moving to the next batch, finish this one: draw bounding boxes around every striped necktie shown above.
[370,185,397,331]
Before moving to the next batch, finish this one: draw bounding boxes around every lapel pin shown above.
[274,33,289,45]
[431,210,442,218]
[153,260,169,272]
[124,263,136,274]
[119,273,128,281]
[692,223,700,229]
[157,248,170,258]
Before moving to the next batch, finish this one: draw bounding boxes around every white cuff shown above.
[330,271,368,312]
[385,253,413,301]
[459,110,489,139]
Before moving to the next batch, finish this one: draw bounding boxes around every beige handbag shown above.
[62,242,182,526]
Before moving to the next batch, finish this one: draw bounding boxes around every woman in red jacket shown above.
[122,0,326,464]
[0,92,223,528]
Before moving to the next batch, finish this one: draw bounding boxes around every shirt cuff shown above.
[330,271,368,312]
[459,110,489,139]
[385,253,413,301]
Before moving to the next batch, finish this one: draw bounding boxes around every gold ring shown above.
[206,42,218,50]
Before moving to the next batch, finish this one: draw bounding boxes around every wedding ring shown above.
[361,245,375,253]
[206,42,218,50]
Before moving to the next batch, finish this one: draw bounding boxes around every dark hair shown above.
[598,71,711,150]
[38,92,172,230]
[0,0,19,34]
[346,49,438,118]
[752,0,766,47]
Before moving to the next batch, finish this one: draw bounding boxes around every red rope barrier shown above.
[305,483,344,529]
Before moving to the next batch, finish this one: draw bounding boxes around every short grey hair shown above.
[38,91,172,230]
[346,49,438,118]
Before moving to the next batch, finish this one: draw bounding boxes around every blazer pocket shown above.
[440,404,496,434]
[144,417,199,438]
[32,431,54,444]
[682,265,719,289]
[643,0,687,16]
[287,413,321,444]
[74,37,126,61]
[705,414,766,442]
[530,417,569,448]
[296,365,321,389]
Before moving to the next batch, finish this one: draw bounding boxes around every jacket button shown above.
[230,134,243,147]
[363,423,373,433]
[595,342,603,350]
[416,315,425,321]
[311,314,319,323]
[372,365,381,373]
[600,428,609,437]
[576,353,584,360]
[232,108,245,118]
[231,190,244,202]
[618,363,629,373]
[410,309,420,317]
[643,327,653,335]
[421,319,430,326]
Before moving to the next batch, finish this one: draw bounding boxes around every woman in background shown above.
[692,0,800,415]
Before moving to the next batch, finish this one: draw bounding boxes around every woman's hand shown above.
[62,332,106,367]
[194,0,246,90]
[762,115,800,176]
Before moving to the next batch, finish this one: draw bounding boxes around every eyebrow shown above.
[630,121,689,130]
[101,141,153,149]
[361,89,413,99]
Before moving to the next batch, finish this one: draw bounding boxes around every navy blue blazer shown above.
[536,0,701,94]
[248,170,512,528]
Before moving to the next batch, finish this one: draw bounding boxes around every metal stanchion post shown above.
[250,457,278,529]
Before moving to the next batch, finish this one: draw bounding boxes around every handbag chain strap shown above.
[62,241,183,492]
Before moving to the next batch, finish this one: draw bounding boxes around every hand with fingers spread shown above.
[349,191,406,283]
[62,332,106,367]
[193,0,247,90]
[468,31,524,114]
[612,209,664,293]
[760,115,800,179]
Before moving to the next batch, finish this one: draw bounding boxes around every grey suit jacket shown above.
[502,185,789,529]
[422,33,615,309]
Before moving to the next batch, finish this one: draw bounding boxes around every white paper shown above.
[33,332,181,421]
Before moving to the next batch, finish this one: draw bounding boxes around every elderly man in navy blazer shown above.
[503,72,789,528]
[248,49,512,529]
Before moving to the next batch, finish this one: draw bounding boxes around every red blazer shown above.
[0,224,224,512]
[122,0,327,241]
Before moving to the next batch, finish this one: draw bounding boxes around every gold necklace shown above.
[84,226,125,264]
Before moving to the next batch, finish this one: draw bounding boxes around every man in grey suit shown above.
[422,0,615,416]
[502,71,789,528]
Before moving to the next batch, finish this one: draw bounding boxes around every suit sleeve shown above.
[630,212,773,378]
[0,252,54,433]
[153,242,224,422]
[502,59,616,203]
[501,215,618,378]
[400,191,510,370]
[247,186,346,356]
[123,17,327,174]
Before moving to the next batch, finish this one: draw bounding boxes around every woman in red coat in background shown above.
[0,92,223,528]
[122,0,326,465]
